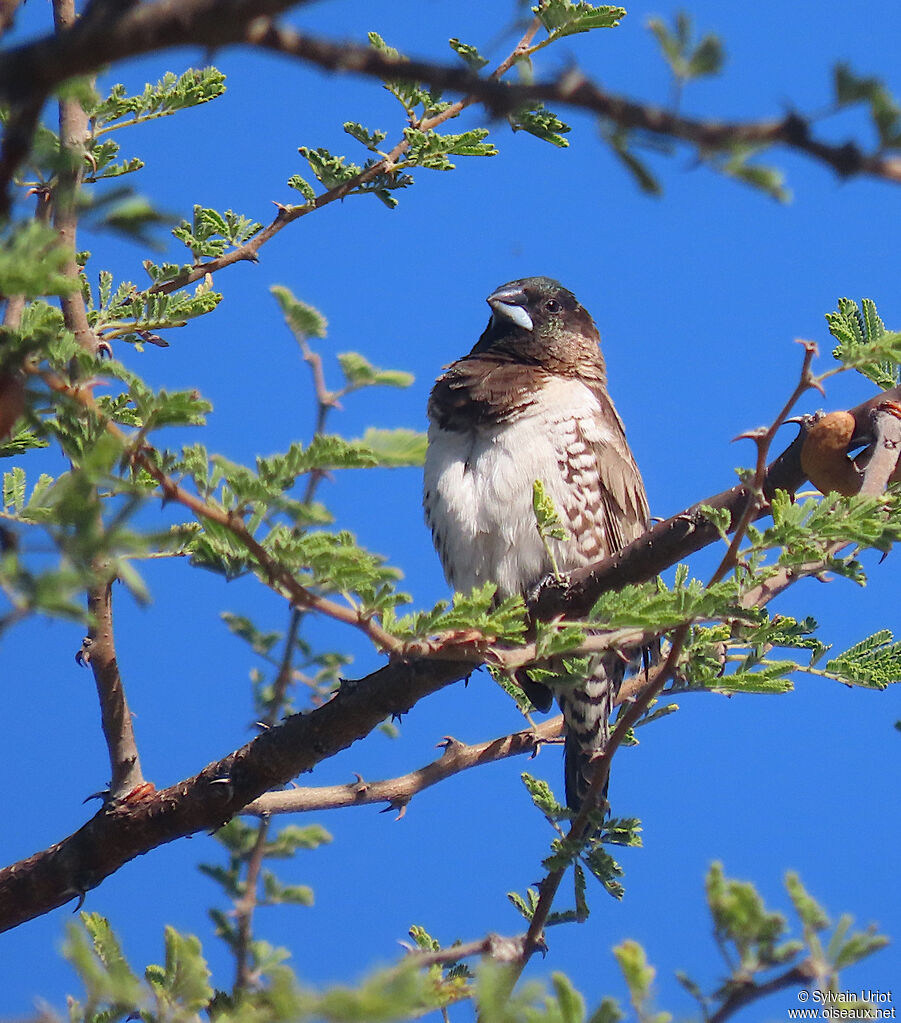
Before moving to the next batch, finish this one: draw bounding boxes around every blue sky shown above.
[2,1,900,1016]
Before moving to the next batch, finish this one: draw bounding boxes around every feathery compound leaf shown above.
[534,1,626,39]
[612,940,656,1005]
[785,871,830,932]
[703,661,797,695]
[172,204,261,259]
[721,145,790,202]
[402,127,496,170]
[343,121,388,152]
[338,352,413,390]
[825,629,901,689]
[604,128,662,194]
[271,285,328,341]
[145,926,214,1012]
[449,37,489,70]
[0,222,78,298]
[522,772,569,819]
[90,68,226,131]
[648,13,724,81]
[826,296,900,389]
[507,887,541,922]
[355,427,427,467]
[383,581,526,642]
[509,105,571,148]
[834,64,901,148]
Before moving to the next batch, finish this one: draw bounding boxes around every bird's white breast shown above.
[424,376,614,598]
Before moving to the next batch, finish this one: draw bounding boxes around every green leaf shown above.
[344,121,388,152]
[704,661,796,695]
[338,351,414,390]
[605,128,662,194]
[507,887,540,922]
[145,926,214,1012]
[825,629,901,689]
[613,938,654,995]
[402,127,497,170]
[355,427,427,467]
[785,870,830,932]
[287,172,317,202]
[583,844,625,900]
[721,145,790,202]
[831,924,890,970]
[509,104,571,148]
[172,204,261,259]
[826,296,900,390]
[90,68,227,132]
[648,13,724,81]
[522,771,569,820]
[587,997,626,1023]
[383,582,527,644]
[834,64,901,148]
[63,913,144,1009]
[534,1,626,39]
[271,284,328,341]
[705,862,787,968]
[3,466,26,513]
[0,222,78,298]
[449,37,489,71]
[552,972,586,1023]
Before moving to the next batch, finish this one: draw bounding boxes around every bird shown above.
[423,276,649,811]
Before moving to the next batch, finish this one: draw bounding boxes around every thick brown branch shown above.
[2,7,901,208]
[0,655,466,934]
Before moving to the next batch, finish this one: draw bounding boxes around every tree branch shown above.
[531,384,901,620]
[243,718,564,818]
[51,0,144,801]
[0,384,896,934]
[82,573,145,797]
[708,962,814,1023]
[3,4,901,218]
[0,654,466,934]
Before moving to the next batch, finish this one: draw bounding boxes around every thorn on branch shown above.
[436,735,463,754]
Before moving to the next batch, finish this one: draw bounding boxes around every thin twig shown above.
[33,367,407,654]
[51,0,98,356]
[232,823,268,993]
[51,0,143,800]
[142,17,541,299]
[709,340,820,585]
[494,348,860,998]
[243,718,563,817]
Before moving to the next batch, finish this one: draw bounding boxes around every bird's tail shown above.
[558,654,626,812]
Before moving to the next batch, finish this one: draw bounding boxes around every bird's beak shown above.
[487,285,533,331]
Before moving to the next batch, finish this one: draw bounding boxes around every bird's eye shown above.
[545,298,561,313]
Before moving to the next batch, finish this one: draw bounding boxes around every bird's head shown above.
[471,276,605,378]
